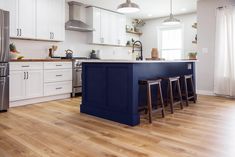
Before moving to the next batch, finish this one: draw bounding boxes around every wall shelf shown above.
[126,30,143,36]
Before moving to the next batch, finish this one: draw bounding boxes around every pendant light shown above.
[163,0,180,25]
[117,0,140,13]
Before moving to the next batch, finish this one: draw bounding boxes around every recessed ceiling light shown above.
[148,14,153,17]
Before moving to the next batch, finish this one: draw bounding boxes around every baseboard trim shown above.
[10,94,71,107]
[197,90,215,96]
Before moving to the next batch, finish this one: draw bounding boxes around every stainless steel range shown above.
[72,58,89,97]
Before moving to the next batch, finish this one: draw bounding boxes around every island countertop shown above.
[82,59,197,63]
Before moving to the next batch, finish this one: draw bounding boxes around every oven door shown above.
[73,67,82,87]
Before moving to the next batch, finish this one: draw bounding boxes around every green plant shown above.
[188,52,197,59]
[10,43,17,52]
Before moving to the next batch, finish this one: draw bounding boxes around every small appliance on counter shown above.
[65,49,73,59]
[48,45,58,58]
[89,50,100,59]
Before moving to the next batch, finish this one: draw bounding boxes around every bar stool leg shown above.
[177,80,184,109]
[158,82,165,118]
[147,83,153,123]
[190,77,197,103]
[184,77,189,106]
[169,80,174,114]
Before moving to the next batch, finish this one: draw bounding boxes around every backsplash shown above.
[10,30,133,60]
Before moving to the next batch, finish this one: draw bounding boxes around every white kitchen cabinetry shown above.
[10,61,72,106]
[36,0,65,41]
[6,0,36,39]
[87,7,126,46]
[9,71,26,101]
[43,62,72,96]
[10,62,43,101]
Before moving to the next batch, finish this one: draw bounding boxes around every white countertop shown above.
[82,59,197,63]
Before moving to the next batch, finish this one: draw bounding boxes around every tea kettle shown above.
[65,49,73,59]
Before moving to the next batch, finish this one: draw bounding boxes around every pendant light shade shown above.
[163,0,180,25]
[117,0,140,13]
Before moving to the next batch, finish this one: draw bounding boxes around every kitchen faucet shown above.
[132,40,143,60]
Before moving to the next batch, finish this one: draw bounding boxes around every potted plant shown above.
[188,52,197,60]
[9,43,24,60]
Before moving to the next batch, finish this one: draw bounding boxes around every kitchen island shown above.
[80,60,196,126]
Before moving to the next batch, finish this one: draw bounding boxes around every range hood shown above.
[65,1,94,32]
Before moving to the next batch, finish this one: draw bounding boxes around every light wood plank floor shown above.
[0,96,235,157]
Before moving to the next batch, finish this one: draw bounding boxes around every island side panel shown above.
[81,63,140,126]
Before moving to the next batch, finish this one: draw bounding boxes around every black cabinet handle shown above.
[56,74,62,77]
[56,87,62,90]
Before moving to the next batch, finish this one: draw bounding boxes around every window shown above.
[158,26,183,60]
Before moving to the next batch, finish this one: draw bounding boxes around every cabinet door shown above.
[90,7,101,44]
[10,71,26,101]
[36,0,50,40]
[18,0,36,39]
[118,15,127,46]
[109,12,118,45]
[50,0,65,41]
[0,0,8,10]
[100,10,111,44]
[7,0,18,37]
[25,70,43,99]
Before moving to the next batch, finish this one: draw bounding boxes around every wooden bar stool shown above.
[165,77,183,114]
[181,75,197,106]
[139,79,165,123]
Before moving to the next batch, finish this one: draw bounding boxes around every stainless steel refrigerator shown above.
[0,9,9,111]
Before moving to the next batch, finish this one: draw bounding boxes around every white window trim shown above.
[157,25,185,59]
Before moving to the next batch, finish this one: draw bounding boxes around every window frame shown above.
[157,25,185,60]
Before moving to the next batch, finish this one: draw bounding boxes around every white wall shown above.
[140,13,197,59]
[197,0,235,94]
[10,3,134,60]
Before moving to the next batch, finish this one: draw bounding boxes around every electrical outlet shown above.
[188,63,192,70]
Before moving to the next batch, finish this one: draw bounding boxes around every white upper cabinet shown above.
[18,0,36,39]
[87,7,127,46]
[87,7,101,44]
[1,0,65,41]
[36,0,65,41]
[6,0,36,39]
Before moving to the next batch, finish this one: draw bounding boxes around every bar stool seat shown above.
[139,79,165,123]
[181,75,197,106]
[163,76,183,114]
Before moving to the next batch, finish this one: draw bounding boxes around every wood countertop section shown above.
[10,59,72,62]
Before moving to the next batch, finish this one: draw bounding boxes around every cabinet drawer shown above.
[44,81,72,96]
[10,62,43,71]
[44,62,72,70]
[44,69,72,83]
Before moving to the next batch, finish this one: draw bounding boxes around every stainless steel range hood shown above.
[65,1,94,32]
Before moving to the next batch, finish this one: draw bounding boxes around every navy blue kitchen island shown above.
[80,60,196,126]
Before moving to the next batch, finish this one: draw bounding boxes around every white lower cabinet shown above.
[44,81,72,96]
[10,61,72,106]
[10,71,26,101]
[10,70,43,101]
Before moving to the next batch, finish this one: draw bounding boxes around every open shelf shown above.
[126,30,143,36]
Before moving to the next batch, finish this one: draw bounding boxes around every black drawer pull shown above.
[56,75,63,77]
[56,65,62,67]
[56,87,62,90]
[22,65,30,67]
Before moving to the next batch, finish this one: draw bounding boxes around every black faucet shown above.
[132,40,143,60]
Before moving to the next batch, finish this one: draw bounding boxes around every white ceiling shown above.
[67,0,197,19]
